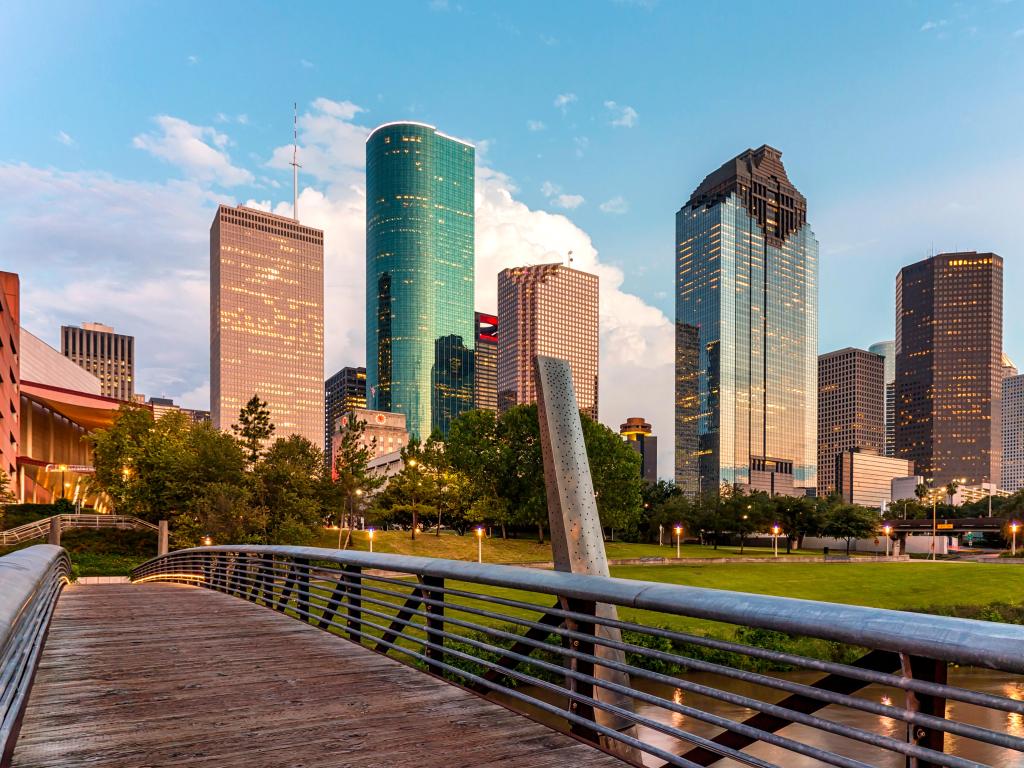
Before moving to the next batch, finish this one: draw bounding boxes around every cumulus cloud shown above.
[540,180,585,209]
[133,115,254,186]
[0,163,218,400]
[554,92,577,112]
[599,195,629,214]
[604,100,638,128]
[526,119,546,131]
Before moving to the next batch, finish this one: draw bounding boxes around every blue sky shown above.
[2,0,1023,477]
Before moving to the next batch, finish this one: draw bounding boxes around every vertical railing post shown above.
[345,565,362,641]
[47,516,60,546]
[901,654,948,768]
[157,520,169,556]
[422,576,445,671]
[563,597,601,744]
[295,557,311,621]
[214,553,228,593]
[260,555,275,606]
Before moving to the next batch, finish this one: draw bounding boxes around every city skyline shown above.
[4,1,1023,479]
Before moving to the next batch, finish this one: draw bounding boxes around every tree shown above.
[581,415,643,539]
[446,409,509,536]
[332,416,385,546]
[0,472,17,506]
[823,504,879,555]
[254,434,329,545]
[773,496,822,553]
[232,395,275,464]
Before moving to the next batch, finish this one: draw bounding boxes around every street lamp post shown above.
[771,524,780,558]
[1012,522,1020,557]
[931,487,937,561]
[674,525,682,559]
[883,524,892,559]
[408,458,419,541]
[368,528,375,553]
[476,526,484,563]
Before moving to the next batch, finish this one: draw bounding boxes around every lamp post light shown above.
[408,458,419,541]
[1012,522,1020,558]
[674,525,682,559]
[883,524,892,559]
[771,524,780,558]
[201,535,213,547]
[476,526,484,563]
[368,527,375,553]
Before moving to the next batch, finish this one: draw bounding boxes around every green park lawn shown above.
[313,528,815,562]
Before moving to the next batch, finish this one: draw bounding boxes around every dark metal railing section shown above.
[131,546,1024,768]
[0,545,71,768]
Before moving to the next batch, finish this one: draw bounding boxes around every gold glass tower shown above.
[210,205,324,448]
[497,263,599,419]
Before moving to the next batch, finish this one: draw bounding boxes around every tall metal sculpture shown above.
[534,356,641,760]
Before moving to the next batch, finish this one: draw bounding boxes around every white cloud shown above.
[599,195,629,214]
[236,114,249,125]
[133,115,254,186]
[554,92,577,112]
[55,131,75,147]
[186,54,199,65]
[920,19,948,31]
[604,100,638,128]
[540,181,585,209]
[300,59,315,68]
[526,119,546,131]
[573,136,589,157]
[1013,27,1024,37]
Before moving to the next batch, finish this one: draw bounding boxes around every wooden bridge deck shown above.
[12,583,625,768]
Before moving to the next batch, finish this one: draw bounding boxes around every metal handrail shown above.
[0,514,158,546]
[132,545,1024,768]
[0,545,71,768]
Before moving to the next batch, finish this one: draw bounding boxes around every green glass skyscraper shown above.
[366,122,475,439]
[675,145,818,497]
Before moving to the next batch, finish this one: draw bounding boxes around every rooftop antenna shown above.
[290,102,301,221]
[567,250,574,267]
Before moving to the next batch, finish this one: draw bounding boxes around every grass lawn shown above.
[313,528,814,563]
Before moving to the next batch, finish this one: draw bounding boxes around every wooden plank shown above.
[11,584,626,768]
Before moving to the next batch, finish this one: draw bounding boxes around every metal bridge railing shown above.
[0,514,158,546]
[0,545,70,768]
[131,546,1024,768]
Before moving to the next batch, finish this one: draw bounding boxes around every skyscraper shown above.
[474,312,498,413]
[365,122,475,439]
[817,348,885,496]
[868,340,896,457]
[61,322,134,400]
[1,272,19,481]
[895,252,1003,486]
[1003,374,1024,492]
[620,417,658,484]
[675,145,818,497]
[497,263,599,419]
[325,366,367,469]
[210,204,324,448]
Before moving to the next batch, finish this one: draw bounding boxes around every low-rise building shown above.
[334,408,409,466]
[835,448,913,508]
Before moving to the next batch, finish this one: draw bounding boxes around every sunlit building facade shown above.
[895,252,1002,486]
[1,272,19,481]
[620,417,658,484]
[675,145,818,497]
[474,312,498,413]
[61,322,134,401]
[497,263,599,420]
[210,204,324,448]
[365,122,475,439]
[1001,374,1024,492]
[325,366,367,470]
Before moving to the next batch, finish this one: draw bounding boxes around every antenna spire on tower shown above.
[290,102,301,221]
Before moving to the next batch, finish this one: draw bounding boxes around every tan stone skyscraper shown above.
[211,205,324,448]
[497,263,599,419]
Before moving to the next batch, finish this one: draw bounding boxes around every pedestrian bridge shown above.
[3,545,1024,768]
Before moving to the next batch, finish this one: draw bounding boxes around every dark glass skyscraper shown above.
[895,252,1003,486]
[325,366,366,470]
[868,340,896,456]
[365,122,475,439]
[675,146,818,497]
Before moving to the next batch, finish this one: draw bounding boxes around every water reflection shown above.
[512,668,1024,767]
